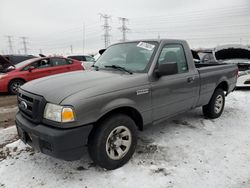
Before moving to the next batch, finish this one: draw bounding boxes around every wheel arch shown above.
[216,80,229,93]
[8,77,26,85]
[96,106,144,131]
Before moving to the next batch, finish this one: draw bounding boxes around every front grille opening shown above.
[18,89,45,123]
[20,109,33,118]
[19,93,34,103]
[27,105,32,111]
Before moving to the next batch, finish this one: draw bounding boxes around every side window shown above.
[50,58,68,66]
[37,59,51,69]
[22,59,51,71]
[158,44,188,74]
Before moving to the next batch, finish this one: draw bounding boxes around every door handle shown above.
[187,77,195,83]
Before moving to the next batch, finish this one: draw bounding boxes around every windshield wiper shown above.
[104,65,133,74]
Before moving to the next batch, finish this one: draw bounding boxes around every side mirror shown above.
[99,49,106,55]
[28,66,35,72]
[155,62,178,77]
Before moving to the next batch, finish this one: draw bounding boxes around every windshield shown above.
[15,58,39,69]
[94,41,157,73]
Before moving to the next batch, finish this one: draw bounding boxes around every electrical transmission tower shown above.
[5,35,14,54]
[20,37,28,54]
[100,13,112,48]
[118,17,130,42]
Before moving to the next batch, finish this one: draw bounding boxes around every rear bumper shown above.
[15,112,93,161]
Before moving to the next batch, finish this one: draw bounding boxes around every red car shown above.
[0,56,83,94]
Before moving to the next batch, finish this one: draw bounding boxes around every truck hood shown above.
[21,70,148,104]
[214,44,250,61]
[0,55,15,73]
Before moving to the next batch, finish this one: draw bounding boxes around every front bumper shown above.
[237,71,250,87]
[15,112,93,161]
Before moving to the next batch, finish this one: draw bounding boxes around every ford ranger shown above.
[15,39,238,170]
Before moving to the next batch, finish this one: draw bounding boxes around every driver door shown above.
[151,44,199,121]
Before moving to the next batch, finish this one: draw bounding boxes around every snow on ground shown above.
[0,126,17,147]
[0,90,250,188]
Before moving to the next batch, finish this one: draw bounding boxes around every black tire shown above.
[202,88,225,119]
[88,114,137,170]
[8,79,25,95]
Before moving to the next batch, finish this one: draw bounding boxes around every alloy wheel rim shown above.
[12,82,22,92]
[214,95,223,114]
[106,126,132,160]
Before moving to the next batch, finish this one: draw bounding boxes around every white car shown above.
[237,62,250,87]
[214,44,250,87]
[67,55,95,70]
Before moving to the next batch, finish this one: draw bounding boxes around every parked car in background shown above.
[68,55,95,69]
[214,45,250,87]
[192,49,217,64]
[0,56,83,94]
[193,44,250,87]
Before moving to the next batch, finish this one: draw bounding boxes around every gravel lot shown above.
[0,94,18,129]
[0,89,250,188]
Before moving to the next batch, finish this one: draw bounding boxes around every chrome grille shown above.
[17,89,46,123]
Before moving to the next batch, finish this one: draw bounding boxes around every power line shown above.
[5,35,14,54]
[20,36,28,54]
[100,13,112,48]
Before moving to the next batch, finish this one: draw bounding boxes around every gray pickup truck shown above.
[16,39,238,170]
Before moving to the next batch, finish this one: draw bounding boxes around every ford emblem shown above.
[20,101,28,110]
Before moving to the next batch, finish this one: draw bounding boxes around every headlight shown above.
[43,103,76,123]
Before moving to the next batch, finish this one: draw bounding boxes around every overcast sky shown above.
[0,0,250,55]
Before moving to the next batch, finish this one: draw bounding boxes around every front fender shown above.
[98,98,139,119]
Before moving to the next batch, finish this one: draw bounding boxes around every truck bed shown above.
[195,62,237,107]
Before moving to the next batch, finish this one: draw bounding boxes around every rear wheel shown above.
[8,79,24,95]
[203,88,225,119]
[88,114,137,170]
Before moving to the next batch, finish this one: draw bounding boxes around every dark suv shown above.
[3,54,37,65]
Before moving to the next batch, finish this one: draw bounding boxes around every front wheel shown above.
[8,79,25,95]
[202,88,225,119]
[88,114,137,170]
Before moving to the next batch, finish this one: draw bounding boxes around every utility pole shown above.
[70,45,73,54]
[5,35,14,54]
[118,17,130,42]
[83,22,85,54]
[20,37,28,54]
[100,13,112,48]
[157,33,161,40]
